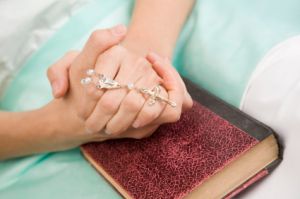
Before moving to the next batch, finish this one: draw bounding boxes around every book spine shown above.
[224,169,268,199]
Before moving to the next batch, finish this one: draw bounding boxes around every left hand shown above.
[48,44,192,139]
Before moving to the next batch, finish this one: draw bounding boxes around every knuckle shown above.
[110,45,125,54]
[142,110,158,122]
[104,125,116,135]
[97,45,124,64]
[105,122,125,135]
[122,96,143,112]
[99,96,120,114]
[73,99,91,120]
[107,49,120,60]
[85,120,99,134]
[65,50,79,58]
[85,86,102,99]
[97,52,113,64]
[89,30,109,46]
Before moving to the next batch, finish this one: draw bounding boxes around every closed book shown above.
[81,78,282,199]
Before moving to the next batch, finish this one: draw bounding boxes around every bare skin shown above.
[0,0,195,160]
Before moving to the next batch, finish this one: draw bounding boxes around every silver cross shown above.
[139,85,177,108]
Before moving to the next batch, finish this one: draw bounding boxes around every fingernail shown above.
[132,121,139,128]
[51,81,60,97]
[111,24,127,36]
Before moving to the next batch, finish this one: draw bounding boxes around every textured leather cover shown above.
[82,79,279,199]
[183,78,273,141]
[83,101,259,198]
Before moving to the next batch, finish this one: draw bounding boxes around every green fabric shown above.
[0,1,132,198]
[177,0,300,106]
[1,0,300,198]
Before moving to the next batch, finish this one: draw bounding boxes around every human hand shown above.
[45,25,163,148]
[45,51,160,148]
[78,44,171,135]
[47,26,192,142]
[48,52,192,142]
[43,25,129,149]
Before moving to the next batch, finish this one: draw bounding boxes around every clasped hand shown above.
[46,25,192,148]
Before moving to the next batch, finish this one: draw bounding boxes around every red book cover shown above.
[81,78,281,199]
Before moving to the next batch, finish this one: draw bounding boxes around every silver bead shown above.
[80,77,92,85]
[86,69,95,76]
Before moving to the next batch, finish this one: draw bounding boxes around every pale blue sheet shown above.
[1,0,300,198]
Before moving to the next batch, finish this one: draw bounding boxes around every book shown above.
[81,78,282,199]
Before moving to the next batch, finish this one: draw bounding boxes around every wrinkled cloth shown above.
[0,0,89,97]
[1,0,300,198]
[241,35,300,199]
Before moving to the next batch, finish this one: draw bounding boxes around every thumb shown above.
[78,24,127,71]
[47,51,79,98]
[147,52,193,111]
[146,52,179,91]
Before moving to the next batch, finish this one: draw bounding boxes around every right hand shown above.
[47,25,192,148]
[45,25,162,150]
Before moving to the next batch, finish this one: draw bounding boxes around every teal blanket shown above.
[1,0,300,198]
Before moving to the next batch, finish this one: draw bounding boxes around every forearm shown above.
[0,100,85,160]
[123,0,195,57]
[0,108,54,160]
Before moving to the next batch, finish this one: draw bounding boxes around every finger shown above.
[105,71,162,135]
[104,83,145,135]
[170,63,193,111]
[147,53,193,111]
[85,58,149,134]
[146,52,184,124]
[73,24,127,71]
[132,85,167,128]
[47,51,79,98]
[119,125,159,139]
[183,90,193,111]
[69,24,127,103]
[80,45,125,118]
[67,25,127,119]
[92,124,159,141]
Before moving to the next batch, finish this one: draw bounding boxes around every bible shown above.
[81,78,281,199]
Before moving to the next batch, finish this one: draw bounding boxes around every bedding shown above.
[1,0,300,198]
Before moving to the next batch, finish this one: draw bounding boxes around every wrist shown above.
[39,99,88,150]
[39,100,66,136]
[121,30,174,58]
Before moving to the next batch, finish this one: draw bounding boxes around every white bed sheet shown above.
[241,35,300,199]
